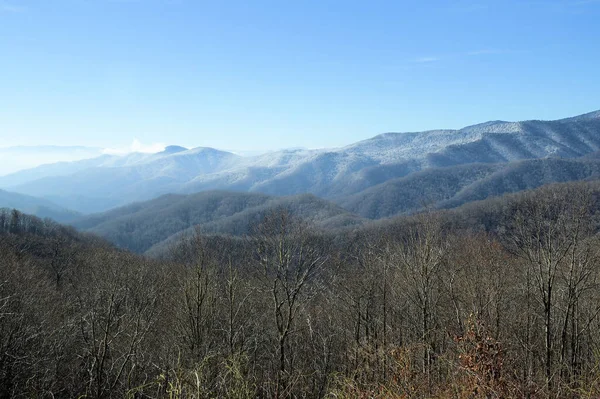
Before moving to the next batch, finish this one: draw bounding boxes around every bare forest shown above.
[3,182,600,398]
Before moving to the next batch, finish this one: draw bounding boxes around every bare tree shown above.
[252,209,328,396]
[504,184,595,390]
[176,230,219,363]
[392,211,447,388]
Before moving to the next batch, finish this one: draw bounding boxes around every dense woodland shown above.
[4,182,600,397]
[71,191,365,255]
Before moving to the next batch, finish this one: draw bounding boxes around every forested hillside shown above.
[0,189,80,222]
[340,156,600,219]
[4,181,600,397]
[66,156,600,256]
[71,191,365,253]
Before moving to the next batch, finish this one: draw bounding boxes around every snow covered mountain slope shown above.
[3,110,600,213]
[338,157,600,219]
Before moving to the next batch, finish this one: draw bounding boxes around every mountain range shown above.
[1,110,600,222]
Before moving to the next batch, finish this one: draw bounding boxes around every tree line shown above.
[2,182,600,397]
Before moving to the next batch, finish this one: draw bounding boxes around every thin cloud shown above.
[405,49,520,68]
[466,49,528,57]
[412,57,441,64]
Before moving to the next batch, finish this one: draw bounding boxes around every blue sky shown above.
[1,0,599,152]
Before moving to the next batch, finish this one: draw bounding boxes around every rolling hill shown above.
[71,191,365,254]
[0,189,80,222]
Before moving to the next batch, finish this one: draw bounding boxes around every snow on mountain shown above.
[3,110,600,213]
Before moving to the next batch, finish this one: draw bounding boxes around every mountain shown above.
[0,155,116,188]
[4,147,240,213]
[339,157,600,219]
[0,145,104,176]
[338,163,502,219]
[437,157,600,209]
[0,189,80,222]
[4,110,600,214]
[0,146,193,188]
[72,191,365,254]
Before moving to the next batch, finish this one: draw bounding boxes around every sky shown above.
[1,0,600,153]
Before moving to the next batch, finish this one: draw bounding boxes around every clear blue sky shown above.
[1,0,599,152]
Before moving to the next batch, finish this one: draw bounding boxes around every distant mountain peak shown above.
[161,145,188,154]
[185,147,237,156]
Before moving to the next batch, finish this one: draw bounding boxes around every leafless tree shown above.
[252,209,328,396]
